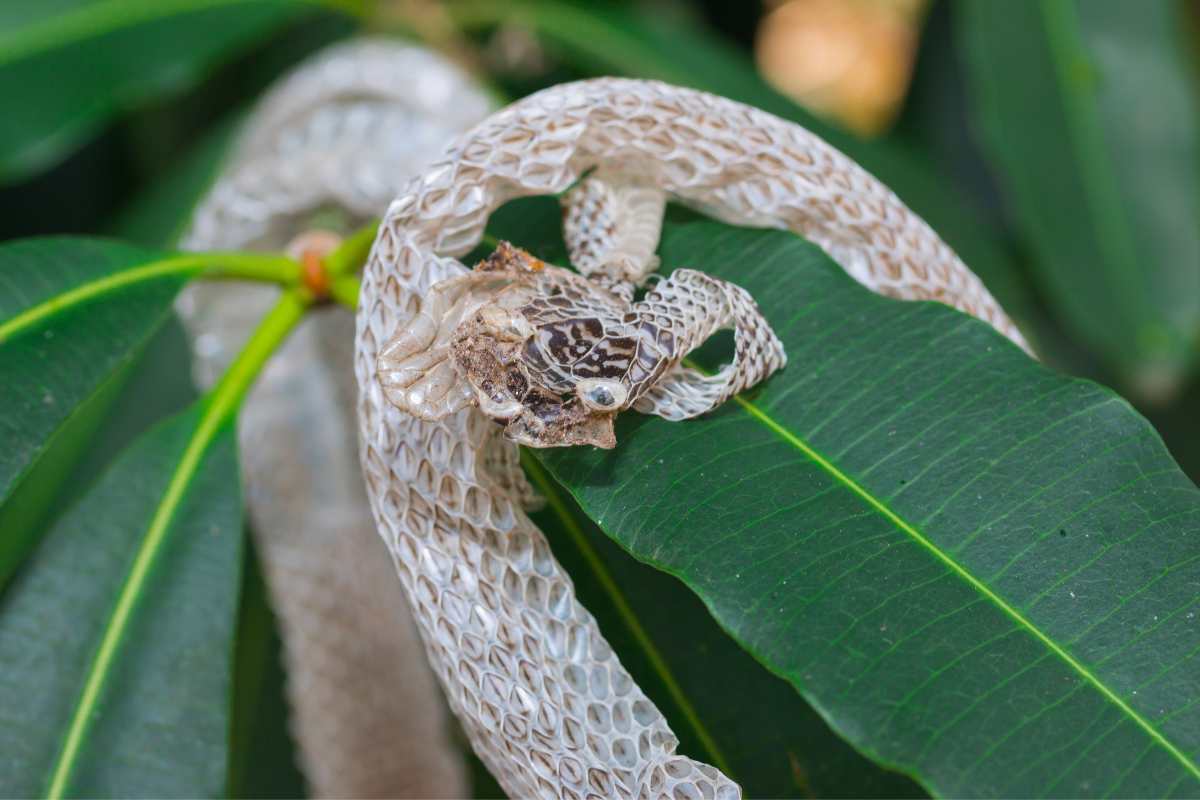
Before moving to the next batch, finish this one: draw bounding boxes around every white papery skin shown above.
[356,78,1027,800]
[178,40,490,798]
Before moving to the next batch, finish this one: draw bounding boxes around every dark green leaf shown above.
[534,221,1200,797]
[111,113,242,248]
[112,115,313,799]
[958,0,1200,393]
[0,0,308,183]
[453,0,1034,326]
[228,533,308,799]
[0,402,243,797]
[0,237,196,586]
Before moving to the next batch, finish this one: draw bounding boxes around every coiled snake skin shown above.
[356,78,1028,799]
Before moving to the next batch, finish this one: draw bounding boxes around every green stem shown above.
[330,275,361,311]
[194,251,300,284]
[326,220,379,278]
[203,288,310,426]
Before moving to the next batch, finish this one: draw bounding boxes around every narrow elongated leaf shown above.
[109,124,312,797]
[451,0,1033,323]
[0,0,306,183]
[534,222,1200,797]
[0,238,198,584]
[0,403,242,797]
[958,0,1200,392]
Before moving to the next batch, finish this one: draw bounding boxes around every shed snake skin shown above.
[181,40,1028,800]
[179,40,490,797]
[357,79,1027,799]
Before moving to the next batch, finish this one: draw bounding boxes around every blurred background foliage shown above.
[0,0,1197,795]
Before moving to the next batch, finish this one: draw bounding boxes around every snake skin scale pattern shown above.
[179,40,492,797]
[356,78,1027,799]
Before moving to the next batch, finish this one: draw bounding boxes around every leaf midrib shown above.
[45,407,217,797]
[727,390,1200,779]
[0,259,198,342]
[0,248,299,343]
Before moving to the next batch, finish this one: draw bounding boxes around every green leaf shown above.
[451,0,1034,326]
[958,0,1200,393]
[0,402,243,798]
[0,237,197,586]
[111,113,242,248]
[0,0,310,183]
[228,534,308,799]
[525,456,924,798]
[531,221,1200,797]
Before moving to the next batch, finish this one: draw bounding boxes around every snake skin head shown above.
[450,243,674,449]
[378,242,679,448]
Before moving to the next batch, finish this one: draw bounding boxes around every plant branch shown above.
[188,251,300,284]
[203,288,311,427]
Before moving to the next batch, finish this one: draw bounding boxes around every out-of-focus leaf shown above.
[0,237,194,586]
[0,403,243,797]
[0,0,310,183]
[111,113,242,247]
[532,220,1200,797]
[958,0,1200,395]
[451,0,1034,328]
[228,534,308,799]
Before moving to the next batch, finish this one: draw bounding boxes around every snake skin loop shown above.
[356,79,1027,798]
[179,40,492,797]
[561,170,666,301]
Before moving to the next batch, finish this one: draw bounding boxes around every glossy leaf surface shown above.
[484,198,925,797]
[0,237,193,584]
[0,404,243,797]
[535,221,1200,797]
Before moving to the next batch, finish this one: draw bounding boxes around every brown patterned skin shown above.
[357,78,1028,799]
[379,241,786,448]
